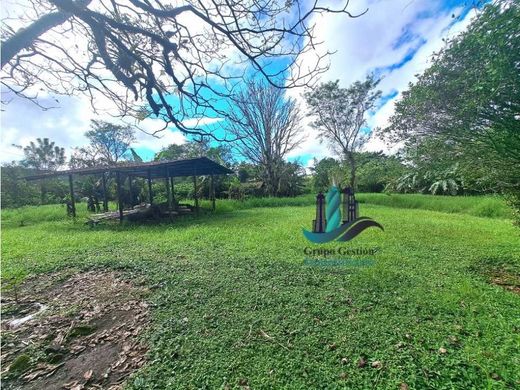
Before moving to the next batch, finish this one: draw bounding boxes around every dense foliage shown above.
[310,152,405,193]
[383,2,520,222]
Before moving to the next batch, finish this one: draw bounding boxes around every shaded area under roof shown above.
[23,157,233,180]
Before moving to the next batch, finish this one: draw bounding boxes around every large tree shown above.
[305,76,381,188]
[1,0,363,139]
[382,2,520,221]
[70,120,135,166]
[227,79,304,196]
[20,137,67,204]
[22,137,66,170]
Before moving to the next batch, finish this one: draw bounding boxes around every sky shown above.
[0,0,476,168]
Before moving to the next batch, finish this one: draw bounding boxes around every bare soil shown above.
[1,270,150,390]
[489,270,520,294]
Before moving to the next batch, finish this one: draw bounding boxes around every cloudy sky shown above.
[0,0,476,167]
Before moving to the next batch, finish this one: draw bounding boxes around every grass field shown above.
[2,195,520,389]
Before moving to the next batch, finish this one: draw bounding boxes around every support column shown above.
[147,169,153,204]
[165,171,172,212]
[170,176,175,204]
[210,175,216,211]
[116,171,124,223]
[68,174,76,217]
[193,175,199,213]
[101,173,108,212]
[128,175,135,206]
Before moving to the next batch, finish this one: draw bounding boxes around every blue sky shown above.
[1,0,476,167]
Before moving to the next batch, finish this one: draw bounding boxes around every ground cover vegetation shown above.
[2,198,519,389]
[1,1,519,388]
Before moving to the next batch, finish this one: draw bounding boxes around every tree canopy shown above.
[22,137,66,171]
[305,76,381,187]
[70,120,135,167]
[382,2,520,221]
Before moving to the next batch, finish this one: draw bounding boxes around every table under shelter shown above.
[23,157,233,223]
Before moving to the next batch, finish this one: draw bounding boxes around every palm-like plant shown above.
[428,163,461,195]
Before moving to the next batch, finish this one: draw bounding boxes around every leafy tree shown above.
[228,80,304,196]
[383,3,519,220]
[1,164,41,208]
[277,161,306,197]
[22,137,65,171]
[20,137,67,204]
[156,138,233,167]
[71,120,135,167]
[1,0,360,139]
[155,138,234,199]
[310,157,342,192]
[305,76,381,188]
[355,152,406,193]
[310,153,406,194]
[236,163,260,184]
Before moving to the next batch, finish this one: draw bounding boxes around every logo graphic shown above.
[303,186,383,243]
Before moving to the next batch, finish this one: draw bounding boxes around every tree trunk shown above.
[266,167,277,197]
[346,151,356,189]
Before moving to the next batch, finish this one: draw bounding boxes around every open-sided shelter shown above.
[23,157,233,222]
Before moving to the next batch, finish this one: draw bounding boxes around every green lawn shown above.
[2,197,520,389]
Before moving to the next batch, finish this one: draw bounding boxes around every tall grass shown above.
[1,193,512,226]
[1,203,91,226]
[356,193,512,219]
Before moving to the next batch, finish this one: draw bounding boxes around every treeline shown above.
[381,2,519,224]
[1,2,518,226]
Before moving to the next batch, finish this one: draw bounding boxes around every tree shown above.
[310,157,341,192]
[1,164,41,208]
[227,80,304,196]
[71,120,135,167]
[305,76,381,188]
[22,137,66,171]
[355,152,406,193]
[155,138,234,199]
[17,138,67,205]
[277,160,306,197]
[382,2,520,221]
[155,137,233,166]
[1,0,363,139]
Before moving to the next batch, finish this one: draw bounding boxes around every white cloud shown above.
[288,0,474,159]
[0,91,189,163]
[1,0,475,166]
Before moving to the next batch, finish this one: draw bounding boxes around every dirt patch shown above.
[1,270,150,389]
[488,270,520,294]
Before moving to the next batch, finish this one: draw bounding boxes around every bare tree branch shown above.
[1,0,363,140]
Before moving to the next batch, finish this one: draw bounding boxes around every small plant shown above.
[2,267,27,304]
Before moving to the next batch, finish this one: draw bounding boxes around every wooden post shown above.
[147,169,153,204]
[116,171,124,223]
[101,173,108,212]
[165,171,172,212]
[128,175,135,206]
[170,176,175,202]
[210,175,216,211]
[193,175,199,213]
[68,174,76,217]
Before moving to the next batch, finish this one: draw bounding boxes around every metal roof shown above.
[23,157,233,180]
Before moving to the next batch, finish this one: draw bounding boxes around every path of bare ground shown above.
[1,270,150,390]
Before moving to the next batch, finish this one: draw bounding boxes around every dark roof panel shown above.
[23,157,233,180]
